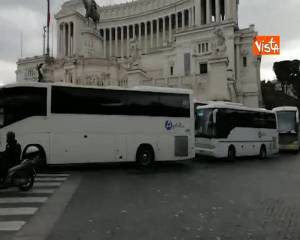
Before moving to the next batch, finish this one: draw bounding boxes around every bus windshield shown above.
[276,111,297,134]
[195,108,214,138]
[0,87,47,128]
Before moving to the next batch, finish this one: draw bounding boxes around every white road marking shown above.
[26,189,56,194]
[34,182,61,187]
[37,174,69,177]
[0,207,38,216]
[0,174,69,232]
[0,197,48,204]
[35,177,67,182]
[0,221,26,231]
[0,188,55,194]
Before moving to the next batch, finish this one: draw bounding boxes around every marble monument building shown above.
[16,0,262,107]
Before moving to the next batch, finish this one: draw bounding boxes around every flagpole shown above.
[46,0,50,56]
[20,32,23,58]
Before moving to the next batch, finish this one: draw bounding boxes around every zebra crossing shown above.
[0,173,70,232]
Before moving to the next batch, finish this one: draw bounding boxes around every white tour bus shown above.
[272,106,299,152]
[195,102,278,160]
[0,83,195,166]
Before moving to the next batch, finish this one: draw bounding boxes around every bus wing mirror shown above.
[213,109,218,124]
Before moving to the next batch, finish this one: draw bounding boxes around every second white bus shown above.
[195,102,278,160]
[0,83,195,166]
[273,106,299,152]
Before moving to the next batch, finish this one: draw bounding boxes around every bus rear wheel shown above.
[227,146,236,161]
[259,145,267,160]
[136,145,154,167]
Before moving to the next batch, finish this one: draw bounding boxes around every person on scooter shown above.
[0,153,6,183]
[0,132,21,183]
[5,146,40,185]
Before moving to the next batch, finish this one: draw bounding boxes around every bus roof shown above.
[196,102,274,114]
[1,82,192,95]
[131,86,192,94]
[194,100,244,106]
[272,106,299,112]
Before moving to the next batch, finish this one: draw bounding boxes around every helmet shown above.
[23,146,40,159]
[25,146,40,155]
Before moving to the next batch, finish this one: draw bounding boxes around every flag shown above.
[47,0,50,28]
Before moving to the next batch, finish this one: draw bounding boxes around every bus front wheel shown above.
[227,146,236,161]
[259,145,267,160]
[136,145,154,167]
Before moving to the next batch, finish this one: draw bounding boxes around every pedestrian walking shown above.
[0,132,21,183]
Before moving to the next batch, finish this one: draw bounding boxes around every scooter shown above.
[0,145,43,192]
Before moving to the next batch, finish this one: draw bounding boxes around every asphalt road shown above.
[43,153,300,240]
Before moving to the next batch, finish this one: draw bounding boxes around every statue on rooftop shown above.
[37,63,44,82]
[212,28,227,57]
[128,38,141,69]
[82,0,100,28]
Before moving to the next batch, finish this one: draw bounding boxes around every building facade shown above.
[16,0,262,107]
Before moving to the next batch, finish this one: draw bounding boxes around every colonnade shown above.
[100,0,231,58]
[58,22,75,58]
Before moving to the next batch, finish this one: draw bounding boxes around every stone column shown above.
[138,23,142,49]
[57,24,60,56]
[189,8,192,27]
[162,17,166,44]
[67,23,70,56]
[144,22,148,53]
[61,23,64,57]
[65,23,68,56]
[206,0,211,24]
[61,24,64,56]
[115,28,118,57]
[235,43,241,88]
[175,12,178,30]
[181,11,185,29]
[62,23,65,57]
[127,25,130,57]
[150,20,153,48]
[198,2,202,25]
[191,7,195,26]
[169,15,172,43]
[215,0,220,22]
[121,26,124,58]
[73,22,76,55]
[69,22,72,56]
[109,28,112,57]
[225,0,231,20]
[156,19,160,48]
[103,28,107,58]
[233,0,238,22]
[61,24,64,57]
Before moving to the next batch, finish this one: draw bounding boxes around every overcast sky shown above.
[0,0,299,85]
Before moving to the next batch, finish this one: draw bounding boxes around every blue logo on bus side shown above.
[165,120,173,131]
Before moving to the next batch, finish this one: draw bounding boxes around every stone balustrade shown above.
[143,74,208,90]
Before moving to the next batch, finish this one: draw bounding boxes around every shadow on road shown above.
[193,153,293,166]
[41,151,298,175]
[44,160,195,175]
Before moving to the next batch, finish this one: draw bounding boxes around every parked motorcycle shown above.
[0,145,44,191]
